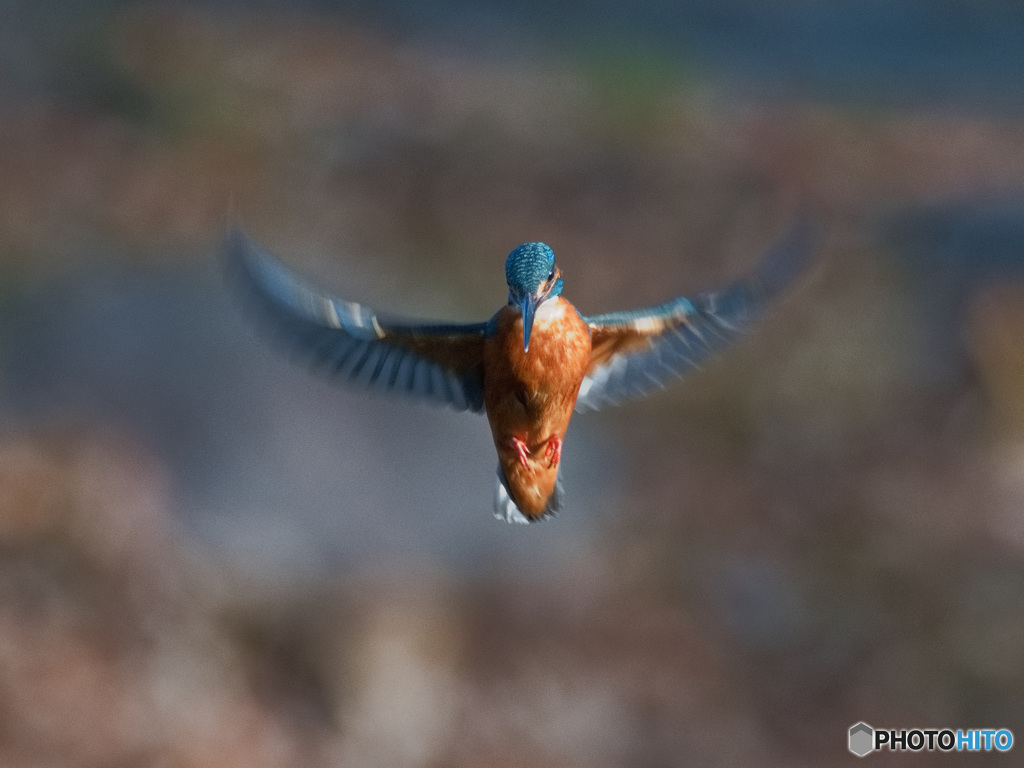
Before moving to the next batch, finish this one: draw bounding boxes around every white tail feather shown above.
[493,465,562,524]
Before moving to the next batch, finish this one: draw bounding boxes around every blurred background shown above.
[1,1,1024,765]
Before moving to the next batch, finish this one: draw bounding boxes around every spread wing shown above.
[226,228,487,412]
[576,217,816,411]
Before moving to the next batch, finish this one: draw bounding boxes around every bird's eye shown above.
[547,270,556,282]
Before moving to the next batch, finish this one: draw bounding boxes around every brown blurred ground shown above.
[1,5,1024,767]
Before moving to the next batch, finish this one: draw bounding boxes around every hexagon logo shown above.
[849,722,874,757]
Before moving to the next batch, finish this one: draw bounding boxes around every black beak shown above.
[519,293,538,352]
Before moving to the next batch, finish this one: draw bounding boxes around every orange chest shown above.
[485,299,592,392]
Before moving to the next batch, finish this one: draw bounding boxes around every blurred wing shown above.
[576,217,816,411]
[226,227,487,412]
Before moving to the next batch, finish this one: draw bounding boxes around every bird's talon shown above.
[509,436,531,468]
[543,436,562,467]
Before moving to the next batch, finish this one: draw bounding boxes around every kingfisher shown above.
[226,218,814,523]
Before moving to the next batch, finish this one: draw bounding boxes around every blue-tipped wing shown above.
[226,228,488,412]
[575,218,816,411]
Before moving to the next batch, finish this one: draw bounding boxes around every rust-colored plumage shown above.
[483,298,591,518]
[226,218,814,523]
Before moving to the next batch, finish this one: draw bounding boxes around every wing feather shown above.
[226,227,488,412]
[576,217,816,411]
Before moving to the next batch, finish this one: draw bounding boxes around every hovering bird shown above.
[226,219,814,523]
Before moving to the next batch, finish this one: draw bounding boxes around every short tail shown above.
[493,465,562,524]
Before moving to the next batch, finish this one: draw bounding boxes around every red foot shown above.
[543,436,562,467]
[509,436,531,468]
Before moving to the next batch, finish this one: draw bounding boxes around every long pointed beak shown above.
[520,293,538,352]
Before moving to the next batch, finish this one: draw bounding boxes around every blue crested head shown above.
[504,242,562,352]
[505,242,560,298]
